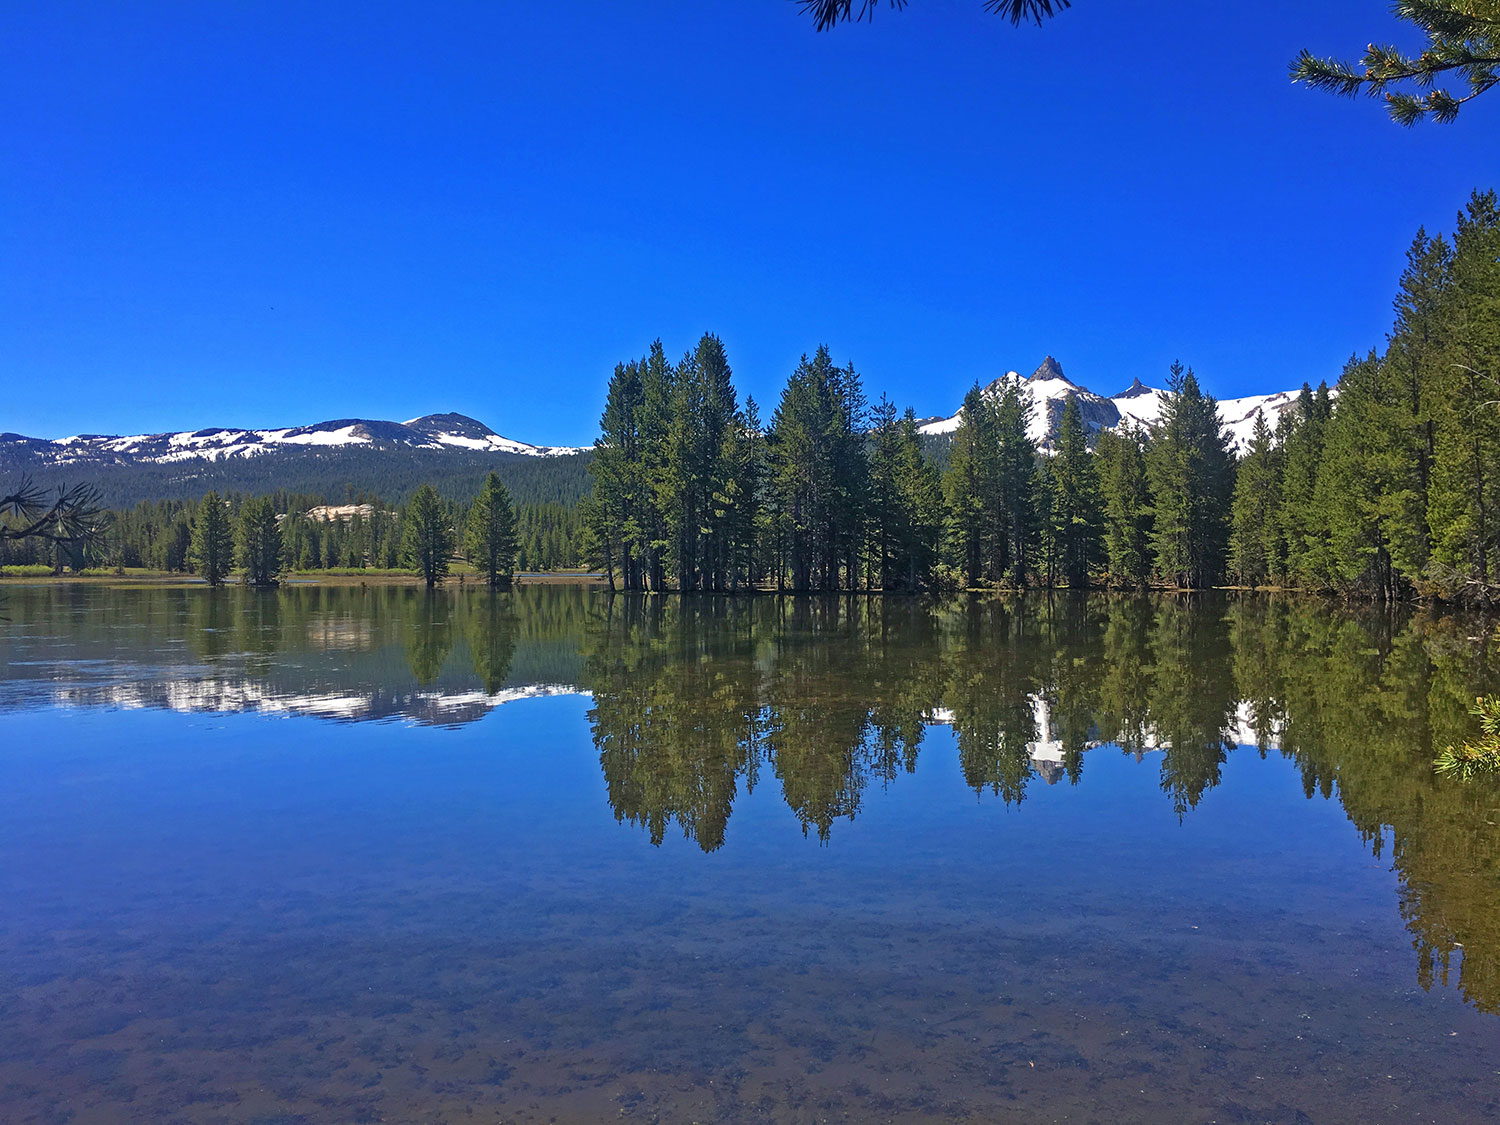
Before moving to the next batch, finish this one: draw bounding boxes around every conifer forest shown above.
[587,194,1500,602]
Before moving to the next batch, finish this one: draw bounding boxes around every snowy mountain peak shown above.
[918,358,1302,454]
[1030,356,1071,385]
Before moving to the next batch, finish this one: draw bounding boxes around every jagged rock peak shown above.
[1113,377,1155,399]
[1030,356,1070,384]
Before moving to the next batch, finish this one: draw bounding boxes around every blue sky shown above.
[3,1,1496,446]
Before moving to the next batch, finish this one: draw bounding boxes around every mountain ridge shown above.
[1,411,587,468]
[917,357,1303,452]
[0,412,594,508]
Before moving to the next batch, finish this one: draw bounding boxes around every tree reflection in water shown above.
[1,585,1498,1011]
[580,591,1500,1013]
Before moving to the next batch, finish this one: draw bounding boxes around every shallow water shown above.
[2,585,1499,1122]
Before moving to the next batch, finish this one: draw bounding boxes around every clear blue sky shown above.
[3,2,1496,445]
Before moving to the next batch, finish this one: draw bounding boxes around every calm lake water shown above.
[2,585,1499,1123]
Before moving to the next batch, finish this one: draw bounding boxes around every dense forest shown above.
[0,489,584,575]
[587,192,1500,602]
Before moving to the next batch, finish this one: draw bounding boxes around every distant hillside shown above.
[0,412,594,507]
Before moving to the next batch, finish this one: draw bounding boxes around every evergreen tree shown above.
[639,340,676,590]
[164,513,192,573]
[896,409,943,590]
[1046,397,1103,586]
[1228,411,1281,587]
[694,333,743,591]
[588,358,646,590]
[1147,363,1234,588]
[662,345,706,589]
[867,398,942,590]
[237,495,283,587]
[1427,190,1500,594]
[868,396,904,589]
[831,358,870,587]
[721,395,764,591]
[1317,351,1425,600]
[767,347,867,590]
[1389,228,1453,556]
[1278,383,1333,587]
[189,491,235,586]
[942,384,999,588]
[189,492,235,585]
[1035,457,1059,588]
[1095,425,1153,587]
[994,378,1039,585]
[403,483,454,588]
[465,472,519,588]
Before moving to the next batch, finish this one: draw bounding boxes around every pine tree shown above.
[1035,456,1059,588]
[1095,425,1153,587]
[465,472,519,588]
[588,358,646,589]
[831,359,870,588]
[1147,363,1234,588]
[1389,228,1453,547]
[721,395,763,591]
[1278,383,1333,587]
[1427,190,1500,595]
[767,347,865,590]
[662,345,706,590]
[1047,397,1103,586]
[1318,350,1432,600]
[638,340,676,590]
[237,495,283,587]
[1228,411,1280,587]
[403,483,454,588]
[868,396,905,589]
[942,384,998,588]
[189,492,235,586]
[694,333,742,591]
[994,378,1039,585]
[895,409,943,590]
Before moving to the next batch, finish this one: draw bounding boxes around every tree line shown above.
[3,481,585,583]
[585,192,1498,602]
[1226,190,1500,601]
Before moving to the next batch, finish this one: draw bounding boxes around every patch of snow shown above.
[916,415,963,436]
[1111,385,1171,429]
[276,424,371,447]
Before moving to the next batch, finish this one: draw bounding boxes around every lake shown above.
[2,584,1498,1123]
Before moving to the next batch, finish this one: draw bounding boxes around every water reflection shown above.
[2,584,1499,1015]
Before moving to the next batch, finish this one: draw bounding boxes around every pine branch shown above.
[798,0,1070,31]
[1291,2,1500,124]
[0,478,110,546]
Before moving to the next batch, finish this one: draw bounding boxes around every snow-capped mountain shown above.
[917,358,1303,453]
[1,412,585,467]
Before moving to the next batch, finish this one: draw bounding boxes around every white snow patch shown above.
[276,424,370,447]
